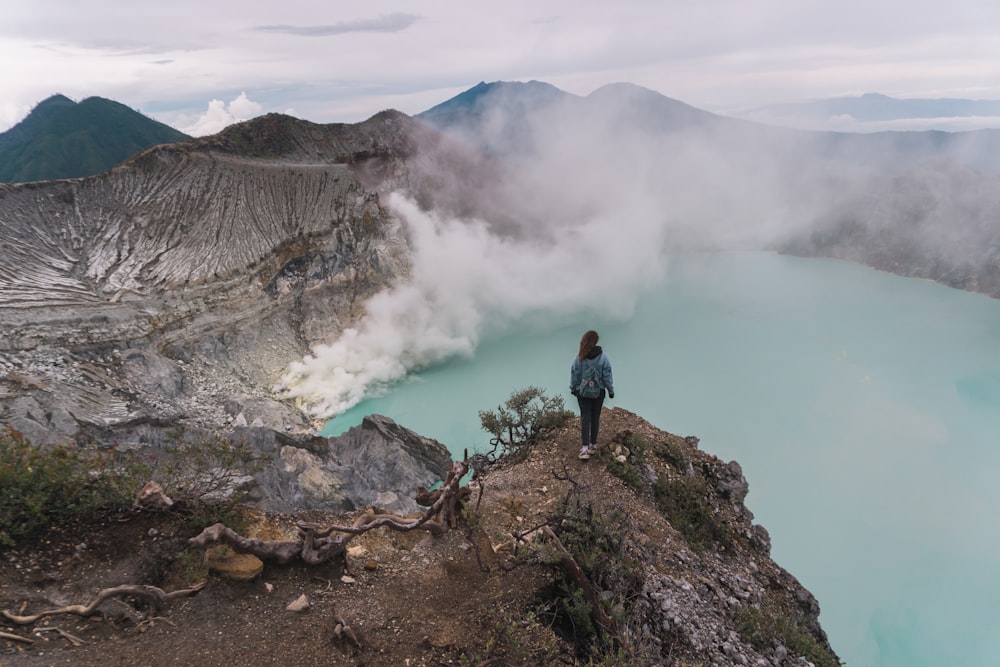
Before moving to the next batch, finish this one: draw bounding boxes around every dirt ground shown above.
[0,408,763,667]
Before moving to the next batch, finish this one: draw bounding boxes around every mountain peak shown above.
[0,94,190,183]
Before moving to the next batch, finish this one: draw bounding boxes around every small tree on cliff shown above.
[478,386,573,463]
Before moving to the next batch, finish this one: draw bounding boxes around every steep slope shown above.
[0,95,190,183]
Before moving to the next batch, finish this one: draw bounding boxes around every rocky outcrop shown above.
[243,415,453,514]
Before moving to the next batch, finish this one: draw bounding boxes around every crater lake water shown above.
[322,251,1000,667]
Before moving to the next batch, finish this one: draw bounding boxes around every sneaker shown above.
[578,446,590,460]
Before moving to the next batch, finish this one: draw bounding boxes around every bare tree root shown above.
[1,630,35,644]
[189,459,471,566]
[2,582,207,625]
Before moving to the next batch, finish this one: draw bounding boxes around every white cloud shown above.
[178,92,264,137]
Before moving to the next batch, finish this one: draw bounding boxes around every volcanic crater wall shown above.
[0,113,446,444]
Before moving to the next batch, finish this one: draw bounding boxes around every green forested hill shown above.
[0,94,190,183]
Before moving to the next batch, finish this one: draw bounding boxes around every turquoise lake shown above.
[322,251,1000,667]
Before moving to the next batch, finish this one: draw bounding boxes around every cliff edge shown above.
[0,408,839,667]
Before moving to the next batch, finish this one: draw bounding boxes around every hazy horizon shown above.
[6,2,1000,135]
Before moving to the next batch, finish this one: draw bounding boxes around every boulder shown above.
[205,546,264,581]
[244,415,453,515]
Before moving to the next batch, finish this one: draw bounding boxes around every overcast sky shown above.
[4,1,1000,136]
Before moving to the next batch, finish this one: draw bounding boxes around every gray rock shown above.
[716,460,750,503]
[121,350,184,398]
[224,396,308,432]
[243,415,452,515]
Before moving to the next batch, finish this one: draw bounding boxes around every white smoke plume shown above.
[278,186,671,419]
[277,83,986,420]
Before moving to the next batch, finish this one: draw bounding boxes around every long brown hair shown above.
[578,330,599,361]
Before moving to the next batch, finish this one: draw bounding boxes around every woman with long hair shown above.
[569,330,615,459]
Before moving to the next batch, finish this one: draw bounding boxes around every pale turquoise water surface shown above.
[323,252,1000,667]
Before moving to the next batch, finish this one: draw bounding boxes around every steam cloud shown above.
[277,184,673,419]
[276,104,811,420]
[276,85,987,420]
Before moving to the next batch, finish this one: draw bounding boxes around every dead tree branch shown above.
[36,626,87,646]
[2,582,206,625]
[1,630,35,644]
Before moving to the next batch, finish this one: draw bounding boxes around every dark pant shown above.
[577,393,605,447]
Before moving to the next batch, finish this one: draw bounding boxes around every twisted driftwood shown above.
[2,582,206,625]
[189,459,470,565]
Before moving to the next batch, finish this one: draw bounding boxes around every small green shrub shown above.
[606,456,644,491]
[734,597,841,667]
[653,474,731,552]
[655,438,690,472]
[479,386,573,463]
[164,546,211,588]
[0,427,142,547]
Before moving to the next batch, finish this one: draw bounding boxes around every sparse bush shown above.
[141,428,264,529]
[734,596,841,667]
[531,492,645,660]
[478,386,573,463]
[458,611,565,666]
[0,425,265,548]
[655,438,690,472]
[144,429,260,501]
[653,474,731,552]
[0,427,142,547]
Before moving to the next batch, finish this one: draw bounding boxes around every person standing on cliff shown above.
[570,330,614,460]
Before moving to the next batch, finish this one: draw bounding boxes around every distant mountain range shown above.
[416,80,737,156]
[415,80,1000,296]
[0,94,190,183]
[738,92,1000,132]
[417,81,1000,174]
[7,86,1000,185]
